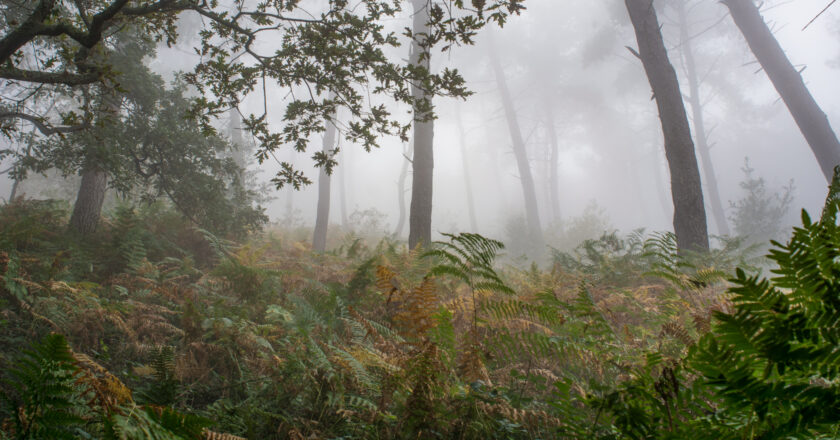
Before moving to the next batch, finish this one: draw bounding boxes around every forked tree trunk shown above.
[489,34,544,250]
[455,106,479,232]
[408,0,434,249]
[677,1,731,236]
[723,0,840,182]
[312,117,338,253]
[69,162,108,235]
[625,0,709,252]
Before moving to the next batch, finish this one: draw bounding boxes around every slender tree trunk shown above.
[338,147,348,227]
[312,117,338,253]
[8,177,19,202]
[408,0,434,249]
[69,161,108,235]
[544,101,561,224]
[625,0,709,252]
[393,141,411,237]
[455,106,479,232]
[678,1,731,236]
[723,0,840,182]
[489,33,544,249]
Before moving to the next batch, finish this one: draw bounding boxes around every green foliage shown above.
[691,201,840,438]
[424,233,514,297]
[0,334,87,440]
[729,158,795,247]
[0,334,212,440]
[136,347,180,407]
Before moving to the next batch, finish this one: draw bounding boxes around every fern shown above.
[690,195,840,438]
[0,333,88,440]
[137,346,180,406]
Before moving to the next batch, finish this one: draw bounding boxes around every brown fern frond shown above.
[660,321,694,347]
[692,312,711,334]
[393,277,438,339]
[71,351,133,414]
[203,430,247,440]
[475,401,562,427]
[375,265,400,303]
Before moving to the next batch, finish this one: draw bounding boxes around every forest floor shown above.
[0,199,836,439]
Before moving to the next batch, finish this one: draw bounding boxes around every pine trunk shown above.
[489,33,544,250]
[625,0,709,252]
[312,118,338,253]
[723,0,840,182]
[408,0,434,249]
[678,1,731,236]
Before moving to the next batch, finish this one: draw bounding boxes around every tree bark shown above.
[677,1,731,236]
[455,106,479,232]
[69,161,108,235]
[489,33,544,250]
[722,0,840,182]
[408,0,434,249]
[68,89,119,235]
[312,117,338,253]
[625,0,709,252]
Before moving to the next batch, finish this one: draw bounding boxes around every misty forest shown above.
[3,0,840,438]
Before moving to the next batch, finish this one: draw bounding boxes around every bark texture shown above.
[312,118,338,253]
[723,0,840,182]
[408,0,434,249]
[489,34,544,249]
[69,162,108,235]
[626,0,709,252]
[677,1,730,236]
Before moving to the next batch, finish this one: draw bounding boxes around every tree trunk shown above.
[677,1,731,236]
[489,33,544,250]
[455,106,479,232]
[408,0,434,249]
[723,0,840,182]
[338,147,348,227]
[625,0,709,252]
[312,117,338,253]
[69,162,108,235]
[393,141,411,238]
[544,101,561,224]
[8,177,20,202]
[69,90,118,236]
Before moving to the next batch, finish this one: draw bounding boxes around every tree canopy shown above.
[1,0,524,187]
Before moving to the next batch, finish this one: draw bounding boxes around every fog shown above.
[4,0,840,253]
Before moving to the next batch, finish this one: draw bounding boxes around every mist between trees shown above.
[1,0,838,258]
[4,1,840,439]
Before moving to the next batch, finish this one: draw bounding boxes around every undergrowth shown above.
[1,190,839,439]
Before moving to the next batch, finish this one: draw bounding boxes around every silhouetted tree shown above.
[723,0,840,182]
[489,32,545,252]
[625,0,709,252]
